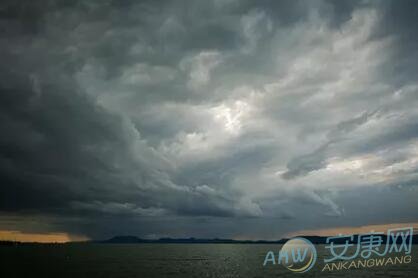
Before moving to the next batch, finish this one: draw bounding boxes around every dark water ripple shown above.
[0,244,416,278]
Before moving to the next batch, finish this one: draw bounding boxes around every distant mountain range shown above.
[98,234,418,244]
[97,236,285,244]
[2,234,418,245]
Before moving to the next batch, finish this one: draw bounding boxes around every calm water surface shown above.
[1,244,416,277]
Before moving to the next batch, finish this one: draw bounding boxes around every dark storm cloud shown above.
[373,0,418,86]
[0,0,418,239]
[0,66,144,213]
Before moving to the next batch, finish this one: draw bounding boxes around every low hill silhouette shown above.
[98,234,418,244]
[2,234,417,245]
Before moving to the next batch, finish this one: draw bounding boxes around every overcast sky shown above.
[1,0,418,240]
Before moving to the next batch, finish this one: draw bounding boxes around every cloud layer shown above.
[1,0,418,240]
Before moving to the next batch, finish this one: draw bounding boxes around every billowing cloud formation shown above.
[0,0,417,240]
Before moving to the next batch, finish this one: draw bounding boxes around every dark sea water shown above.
[0,244,416,278]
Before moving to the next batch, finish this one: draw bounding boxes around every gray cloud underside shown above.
[0,0,418,239]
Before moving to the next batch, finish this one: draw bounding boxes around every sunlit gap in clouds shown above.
[0,230,89,243]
